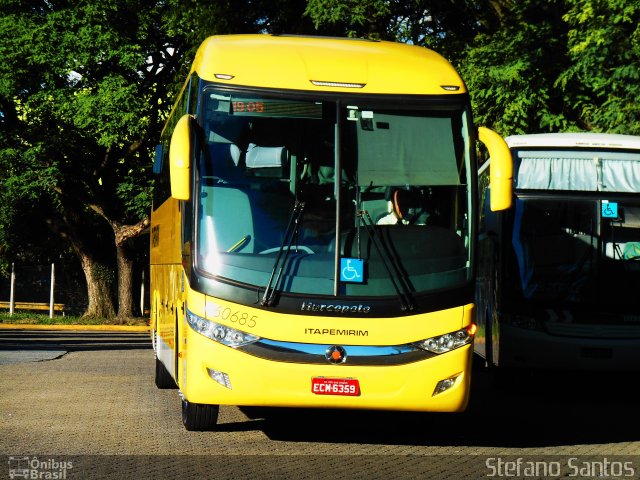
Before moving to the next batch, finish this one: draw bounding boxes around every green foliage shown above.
[307,0,640,136]
[0,0,319,316]
[462,0,640,135]
[459,0,576,136]
[304,0,481,55]
[558,0,640,133]
[305,0,390,38]
[0,0,195,266]
[73,77,148,148]
[1,0,163,222]
[0,0,182,313]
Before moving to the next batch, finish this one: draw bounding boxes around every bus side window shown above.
[200,142,242,184]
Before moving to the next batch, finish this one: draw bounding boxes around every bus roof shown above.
[190,34,466,95]
[505,132,640,150]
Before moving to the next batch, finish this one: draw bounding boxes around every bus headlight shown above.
[412,324,476,354]
[186,310,260,347]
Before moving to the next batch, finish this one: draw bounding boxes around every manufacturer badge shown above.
[325,345,347,364]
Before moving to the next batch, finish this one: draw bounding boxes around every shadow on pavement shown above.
[233,358,640,448]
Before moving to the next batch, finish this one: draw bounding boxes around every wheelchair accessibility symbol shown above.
[340,258,364,283]
[602,201,618,219]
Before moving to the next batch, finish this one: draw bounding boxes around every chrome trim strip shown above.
[238,339,435,365]
[545,322,640,339]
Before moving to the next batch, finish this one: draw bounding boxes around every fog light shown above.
[433,375,459,396]
[207,368,232,389]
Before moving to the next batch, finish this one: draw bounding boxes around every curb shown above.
[0,323,149,332]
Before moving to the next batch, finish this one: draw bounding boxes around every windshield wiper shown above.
[261,200,306,307]
[358,210,415,311]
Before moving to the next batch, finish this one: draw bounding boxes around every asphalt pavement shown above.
[1,326,639,479]
[0,326,150,365]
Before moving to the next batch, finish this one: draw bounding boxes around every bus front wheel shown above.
[181,398,219,431]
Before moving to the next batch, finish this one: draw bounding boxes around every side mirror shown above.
[478,127,513,211]
[169,115,193,200]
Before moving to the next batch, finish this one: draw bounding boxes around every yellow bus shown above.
[151,34,513,430]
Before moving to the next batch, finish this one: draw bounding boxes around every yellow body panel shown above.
[184,337,472,412]
[191,35,466,95]
[180,307,474,413]
[150,197,183,349]
[150,197,181,265]
[175,285,475,412]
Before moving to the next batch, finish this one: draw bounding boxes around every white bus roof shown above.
[505,132,640,150]
[505,133,640,193]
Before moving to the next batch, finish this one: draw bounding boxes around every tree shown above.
[304,0,481,55]
[0,0,179,319]
[0,0,318,320]
[459,0,575,135]
[303,0,569,135]
[460,0,640,136]
[558,0,640,133]
[305,0,640,137]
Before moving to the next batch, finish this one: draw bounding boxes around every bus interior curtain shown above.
[356,113,460,187]
[515,151,640,192]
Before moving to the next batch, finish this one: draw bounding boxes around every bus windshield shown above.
[195,87,472,297]
[509,196,640,309]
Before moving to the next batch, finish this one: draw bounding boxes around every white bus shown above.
[476,133,640,371]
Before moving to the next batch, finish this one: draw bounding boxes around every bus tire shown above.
[181,398,219,431]
[155,357,177,389]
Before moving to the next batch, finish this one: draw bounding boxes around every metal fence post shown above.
[49,263,55,319]
[9,262,15,316]
[140,269,145,318]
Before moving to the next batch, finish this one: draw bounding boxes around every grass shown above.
[0,311,149,326]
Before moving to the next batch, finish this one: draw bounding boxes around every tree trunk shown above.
[46,202,117,320]
[116,242,134,323]
[77,249,116,319]
[114,217,149,323]
[87,201,150,322]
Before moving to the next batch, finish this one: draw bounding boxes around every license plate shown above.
[311,377,360,396]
